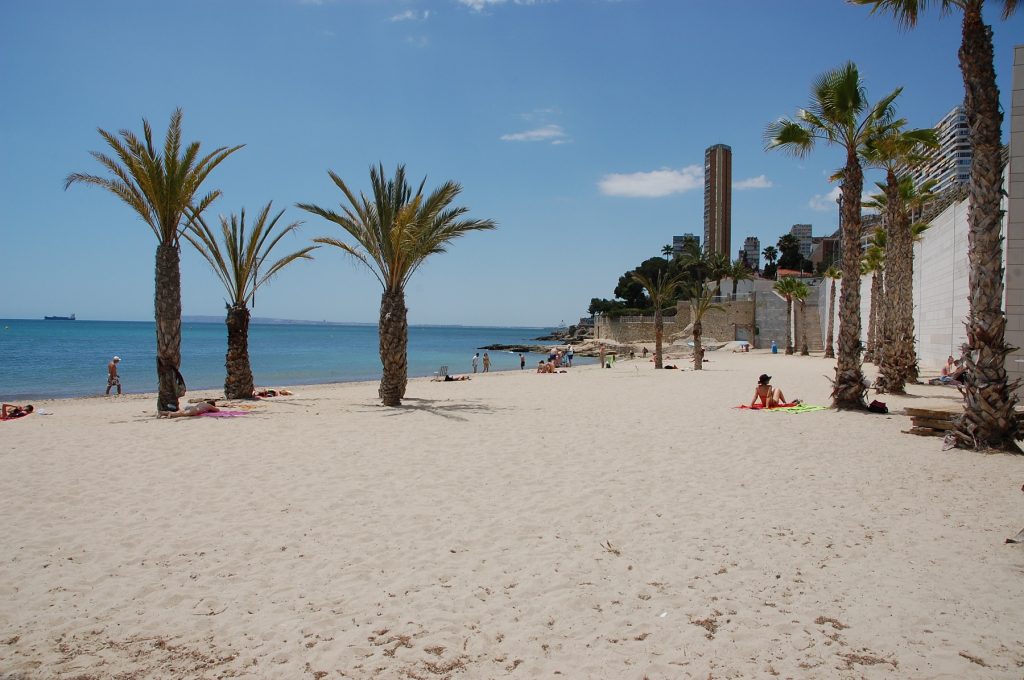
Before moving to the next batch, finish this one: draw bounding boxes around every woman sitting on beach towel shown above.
[159,400,219,418]
[750,374,793,409]
[1,403,33,420]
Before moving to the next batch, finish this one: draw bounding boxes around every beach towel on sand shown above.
[737,402,827,413]
[199,410,249,418]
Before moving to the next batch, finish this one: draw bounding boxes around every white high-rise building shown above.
[898,104,970,195]
[790,224,813,259]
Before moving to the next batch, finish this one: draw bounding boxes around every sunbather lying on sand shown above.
[159,400,219,418]
[444,374,470,381]
[253,388,293,397]
[2,403,33,420]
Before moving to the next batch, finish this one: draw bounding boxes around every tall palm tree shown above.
[184,203,317,399]
[765,61,901,408]
[851,0,1020,450]
[864,126,939,393]
[298,164,495,406]
[793,280,812,355]
[773,277,801,355]
[631,269,684,370]
[687,282,725,371]
[729,259,753,298]
[823,265,841,358]
[65,109,242,411]
[762,245,779,267]
[661,244,675,257]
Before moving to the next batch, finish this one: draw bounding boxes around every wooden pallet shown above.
[903,405,1023,437]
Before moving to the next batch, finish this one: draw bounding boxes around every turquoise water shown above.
[0,319,586,400]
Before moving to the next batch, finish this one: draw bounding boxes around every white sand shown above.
[2,351,1022,679]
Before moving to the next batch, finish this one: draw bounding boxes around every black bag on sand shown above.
[868,399,888,414]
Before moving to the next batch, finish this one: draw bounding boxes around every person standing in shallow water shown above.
[519,353,525,370]
[482,352,491,372]
[472,352,479,373]
[106,356,122,395]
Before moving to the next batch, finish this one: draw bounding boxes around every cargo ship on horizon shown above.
[43,313,76,321]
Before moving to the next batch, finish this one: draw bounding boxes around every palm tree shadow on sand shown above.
[377,397,500,421]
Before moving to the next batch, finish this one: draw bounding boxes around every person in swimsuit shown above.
[159,400,219,418]
[106,356,122,395]
[751,374,790,408]
[2,403,34,420]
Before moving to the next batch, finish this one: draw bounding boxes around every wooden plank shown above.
[911,417,954,430]
[905,406,959,419]
[905,426,946,437]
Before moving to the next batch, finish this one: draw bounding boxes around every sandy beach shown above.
[2,350,1022,679]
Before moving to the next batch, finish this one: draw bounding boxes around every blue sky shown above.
[1,0,1021,327]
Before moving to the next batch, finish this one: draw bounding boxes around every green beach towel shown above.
[764,403,827,413]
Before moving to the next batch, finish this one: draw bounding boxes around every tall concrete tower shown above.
[703,144,732,257]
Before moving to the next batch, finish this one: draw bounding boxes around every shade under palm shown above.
[298,164,496,406]
[185,203,317,399]
[65,109,242,411]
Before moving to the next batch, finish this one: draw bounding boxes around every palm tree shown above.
[822,265,841,358]
[729,259,753,298]
[298,164,495,406]
[706,251,731,296]
[773,277,801,355]
[65,109,242,411]
[793,280,812,355]
[184,203,317,399]
[851,0,1020,450]
[631,269,684,370]
[864,125,938,393]
[762,245,779,267]
[687,282,725,371]
[861,236,887,365]
[661,244,675,257]
[765,61,901,408]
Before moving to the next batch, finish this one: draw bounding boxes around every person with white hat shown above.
[106,355,122,396]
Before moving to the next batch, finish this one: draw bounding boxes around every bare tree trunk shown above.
[824,278,836,358]
[952,3,1021,451]
[833,157,867,409]
[654,309,664,369]
[378,288,409,407]
[865,269,883,364]
[800,300,809,355]
[155,243,182,411]
[693,318,703,370]
[879,171,912,394]
[224,304,254,399]
[785,298,794,355]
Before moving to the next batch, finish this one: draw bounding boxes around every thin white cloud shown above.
[391,9,431,21]
[500,124,566,143]
[734,175,773,190]
[406,35,430,47]
[598,165,703,198]
[809,186,842,211]
[458,0,544,11]
[809,186,874,212]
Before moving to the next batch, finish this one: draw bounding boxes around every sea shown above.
[0,319,588,401]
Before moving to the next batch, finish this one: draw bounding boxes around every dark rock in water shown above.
[478,344,549,353]
[535,324,593,342]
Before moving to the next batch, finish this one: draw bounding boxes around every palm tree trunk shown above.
[378,288,409,407]
[865,270,880,363]
[224,304,254,399]
[654,310,664,369]
[785,299,794,354]
[879,174,911,394]
[952,3,1022,451]
[155,243,182,411]
[824,279,836,359]
[693,318,703,370]
[800,300,809,355]
[834,158,867,409]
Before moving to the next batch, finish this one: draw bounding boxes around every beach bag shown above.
[174,368,187,398]
[868,399,888,414]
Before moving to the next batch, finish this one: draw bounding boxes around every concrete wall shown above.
[595,299,755,345]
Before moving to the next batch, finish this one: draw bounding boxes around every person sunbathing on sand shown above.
[159,400,219,418]
[2,403,34,420]
[253,388,293,397]
[751,374,794,408]
[444,374,470,381]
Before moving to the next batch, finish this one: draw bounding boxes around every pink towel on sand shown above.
[737,402,799,410]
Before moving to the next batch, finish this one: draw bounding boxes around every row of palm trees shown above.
[766,0,1019,452]
[67,111,494,409]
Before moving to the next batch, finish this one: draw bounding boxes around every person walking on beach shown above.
[472,352,479,373]
[106,356,122,395]
[519,353,525,370]
[482,352,491,372]
[567,344,574,367]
